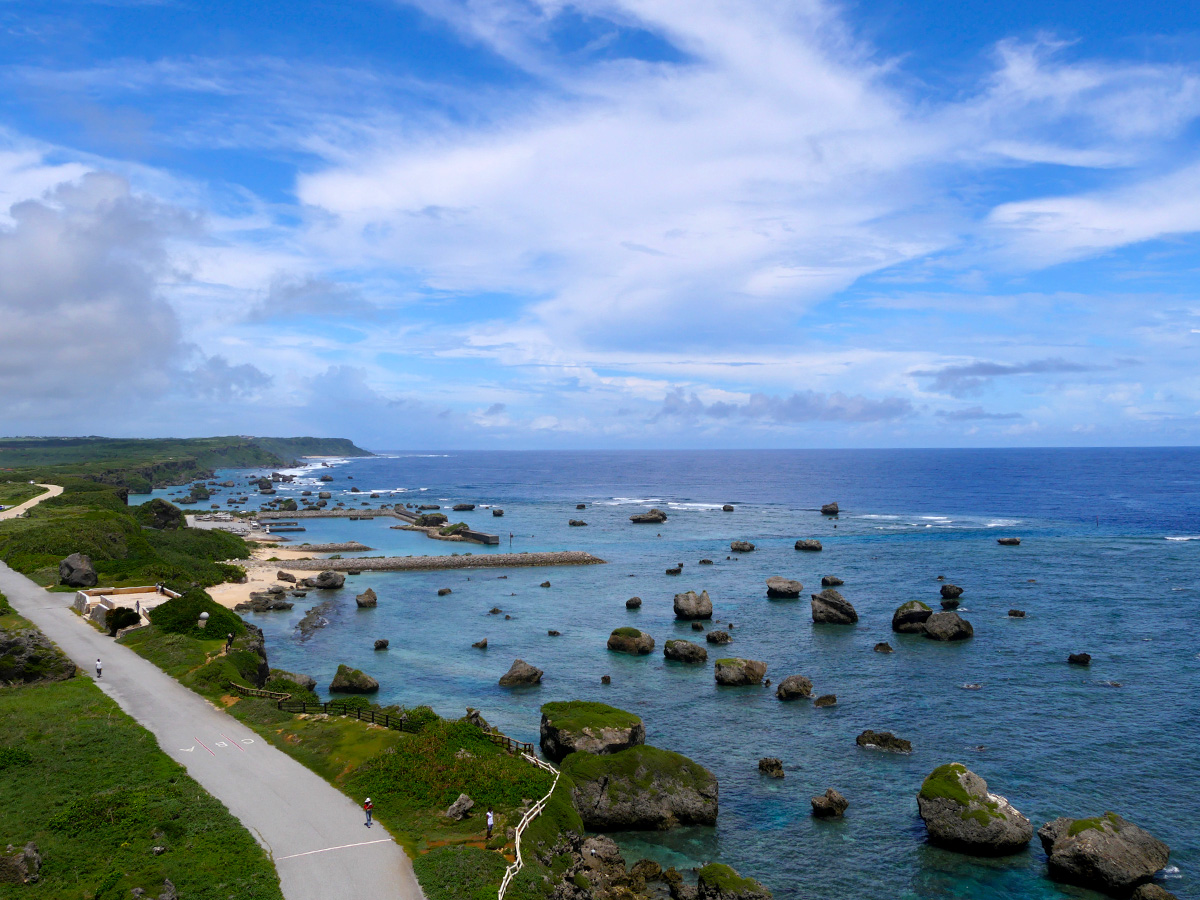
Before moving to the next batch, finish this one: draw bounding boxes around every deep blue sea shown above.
[132,449,1200,900]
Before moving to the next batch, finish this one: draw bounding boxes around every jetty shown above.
[257,551,605,572]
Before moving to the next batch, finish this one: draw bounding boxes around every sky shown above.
[1,0,1199,450]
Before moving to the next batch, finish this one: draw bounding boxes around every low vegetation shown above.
[541,700,642,734]
[0,481,44,508]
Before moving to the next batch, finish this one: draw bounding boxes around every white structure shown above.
[72,585,180,629]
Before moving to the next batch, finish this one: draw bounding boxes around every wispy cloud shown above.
[913,357,1098,397]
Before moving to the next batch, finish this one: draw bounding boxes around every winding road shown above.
[0,561,424,900]
[0,482,63,520]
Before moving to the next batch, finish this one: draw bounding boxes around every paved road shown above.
[0,562,424,900]
[0,483,63,520]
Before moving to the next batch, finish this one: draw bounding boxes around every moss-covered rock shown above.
[607,627,654,655]
[714,658,766,686]
[329,663,379,694]
[539,701,645,763]
[696,863,772,900]
[562,744,718,831]
[0,625,76,685]
[891,600,932,634]
[917,763,1032,856]
[1039,813,1170,896]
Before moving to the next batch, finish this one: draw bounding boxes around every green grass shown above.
[0,482,44,508]
[0,676,282,900]
[540,700,641,734]
[895,600,931,613]
[561,744,706,794]
[697,863,768,896]
[919,763,972,806]
[1067,812,1121,837]
[412,846,508,900]
[611,627,642,638]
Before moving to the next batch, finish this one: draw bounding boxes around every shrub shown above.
[412,846,507,900]
[104,607,142,636]
[148,589,245,639]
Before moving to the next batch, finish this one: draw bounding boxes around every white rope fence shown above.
[498,753,561,900]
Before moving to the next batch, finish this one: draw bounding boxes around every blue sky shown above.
[1,0,1199,449]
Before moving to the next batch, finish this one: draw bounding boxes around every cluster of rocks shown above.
[890,601,974,641]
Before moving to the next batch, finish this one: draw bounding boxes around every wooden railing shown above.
[229,682,292,701]
[482,730,536,755]
[498,753,561,900]
[273,698,422,733]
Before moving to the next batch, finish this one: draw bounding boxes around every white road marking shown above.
[181,747,195,752]
[276,839,393,861]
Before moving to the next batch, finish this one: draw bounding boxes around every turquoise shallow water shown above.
[132,449,1199,899]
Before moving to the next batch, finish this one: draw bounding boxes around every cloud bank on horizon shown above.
[1,0,1198,448]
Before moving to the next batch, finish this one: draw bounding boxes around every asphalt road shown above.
[0,562,425,900]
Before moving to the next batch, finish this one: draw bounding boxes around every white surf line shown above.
[276,839,393,861]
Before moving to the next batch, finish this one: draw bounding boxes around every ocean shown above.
[132,449,1199,899]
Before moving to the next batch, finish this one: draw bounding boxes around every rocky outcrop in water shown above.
[940,584,964,599]
[499,659,543,686]
[696,863,773,900]
[892,601,933,634]
[302,570,345,590]
[923,611,973,641]
[626,596,642,609]
[563,745,718,830]
[918,763,1032,855]
[857,730,912,753]
[569,519,587,527]
[997,537,1021,546]
[608,628,655,655]
[329,664,378,693]
[722,504,735,512]
[811,589,858,624]
[452,503,475,511]
[58,553,97,588]
[814,694,837,707]
[765,577,802,599]
[630,508,668,524]
[374,639,388,651]
[821,575,844,587]
[705,630,731,645]
[758,758,784,778]
[731,541,755,552]
[664,639,708,664]
[673,590,713,620]
[355,588,377,608]
[795,540,822,552]
[775,674,812,700]
[1069,652,1092,665]
[540,701,645,762]
[821,502,839,516]
[811,789,848,818]
[714,658,766,686]
[1038,814,1170,896]
[875,642,894,653]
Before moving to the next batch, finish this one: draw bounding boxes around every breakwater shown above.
[258,508,401,519]
[260,551,605,571]
[281,541,375,552]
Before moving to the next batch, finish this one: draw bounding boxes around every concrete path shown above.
[0,482,63,520]
[0,562,424,900]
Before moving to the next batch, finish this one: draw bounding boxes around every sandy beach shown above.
[209,546,320,609]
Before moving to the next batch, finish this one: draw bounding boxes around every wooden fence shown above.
[229,682,292,701]
[498,753,561,900]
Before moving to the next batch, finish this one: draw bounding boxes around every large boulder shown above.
[696,863,772,900]
[821,575,844,587]
[706,630,731,645]
[1038,813,1171,896]
[452,503,475,511]
[811,789,849,819]
[917,763,1033,855]
[775,674,813,700]
[563,745,718,830]
[674,590,713,620]
[731,541,755,552]
[630,508,668,524]
[608,628,655,654]
[820,502,839,516]
[664,640,708,664]
[270,669,317,691]
[892,601,933,634]
[857,730,912,753]
[329,664,379,694]
[499,659,543,686]
[355,588,378,608]
[444,793,474,820]
[923,611,974,641]
[765,577,802,599]
[540,701,645,762]
[58,553,97,588]
[141,498,184,530]
[997,537,1021,546]
[811,589,858,624]
[714,658,766,686]
[794,539,822,552]
[758,758,784,778]
[940,584,964,599]
[0,626,76,685]
[0,842,42,885]
[303,570,346,590]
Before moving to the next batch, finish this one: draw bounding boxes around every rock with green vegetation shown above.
[923,611,973,641]
[269,669,316,691]
[58,552,98,587]
[134,498,184,530]
[608,627,655,655]
[810,589,857,624]
[498,659,542,686]
[696,862,772,900]
[765,576,802,598]
[857,730,912,753]
[664,639,707,664]
[775,674,812,700]
[563,745,718,830]
[1038,813,1170,896]
[416,512,448,527]
[539,701,645,762]
[822,575,844,586]
[0,623,76,685]
[714,658,766,686]
[439,522,469,536]
[279,499,298,512]
[0,841,41,884]
[329,663,379,694]
[892,600,933,634]
[189,483,211,501]
[673,590,713,620]
[917,763,1033,855]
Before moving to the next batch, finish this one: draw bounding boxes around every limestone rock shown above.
[714,658,766,686]
[705,630,731,645]
[997,537,1021,545]
[539,701,645,762]
[630,508,668,524]
[696,863,772,900]
[452,503,475,511]
[664,639,708,664]
[58,553,97,588]
[795,539,822,552]
[940,584,964,599]
[731,541,755,552]
[892,601,933,634]
[563,745,718,830]
[857,730,912,753]
[1039,814,1170,896]
[722,504,735,512]
[444,793,474,820]
[355,588,378,608]
[775,674,812,701]
[918,763,1033,856]
[821,575,844,587]
[1009,609,1026,618]
[626,596,642,609]
[472,638,487,649]
[303,570,345,590]
[811,789,848,818]
[765,576,802,599]
[923,611,973,641]
[608,628,655,655]
[814,694,837,707]
[874,642,894,653]
[374,639,389,651]
[276,570,297,583]
[438,587,452,596]
[1069,652,1092,666]
[0,626,76,685]
[821,502,839,516]
[811,589,858,624]
[569,519,588,527]
[492,509,504,516]
[270,669,316,691]
[758,758,784,778]
[940,598,961,610]
[499,659,543,686]
[674,590,713,620]
[329,664,378,694]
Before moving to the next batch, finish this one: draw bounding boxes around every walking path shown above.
[0,482,63,520]
[0,562,424,900]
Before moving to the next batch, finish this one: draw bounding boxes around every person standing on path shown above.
[364,797,373,828]
[95,658,102,679]
[486,807,494,840]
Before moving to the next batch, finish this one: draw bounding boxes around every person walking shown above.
[95,658,102,679]
[363,797,373,828]
[225,632,234,652]
[486,807,494,840]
